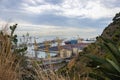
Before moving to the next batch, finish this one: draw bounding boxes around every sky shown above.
[0,0,120,38]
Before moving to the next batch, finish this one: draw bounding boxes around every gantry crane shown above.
[44,40,53,69]
[56,37,63,56]
[77,35,84,43]
[44,40,51,58]
[34,38,38,58]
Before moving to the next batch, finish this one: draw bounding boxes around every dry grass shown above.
[0,27,19,80]
[29,60,69,80]
[0,25,89,80]
[0,26,68,80]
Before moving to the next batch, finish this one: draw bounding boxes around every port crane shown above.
[56,37,63,56]
[43,40,51,58]
[43,40,53,69]
[34,38,38,58]
[77,35,84,43]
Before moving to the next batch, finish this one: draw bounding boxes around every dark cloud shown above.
[0,0,119,37]
[0,0,22,9]
[0,6,112,29]
[45,0,63,4]
[101,0,120,8]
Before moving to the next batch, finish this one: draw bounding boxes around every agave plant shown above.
[84,37,120,80]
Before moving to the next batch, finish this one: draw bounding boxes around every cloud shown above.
[58,0,120,19]
[0,0,120,38]
[22,0,120,19]
[8,22,97,38]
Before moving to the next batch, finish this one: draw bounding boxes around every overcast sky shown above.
[0,0,120,38]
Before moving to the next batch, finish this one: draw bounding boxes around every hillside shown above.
[101,12,120,45]
[59,12,120,80]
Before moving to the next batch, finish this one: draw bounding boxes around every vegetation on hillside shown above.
[84,37,120,80]
[59,12,120,80]
[0,24,27,80]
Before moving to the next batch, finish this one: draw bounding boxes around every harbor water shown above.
[17,36,66,58]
